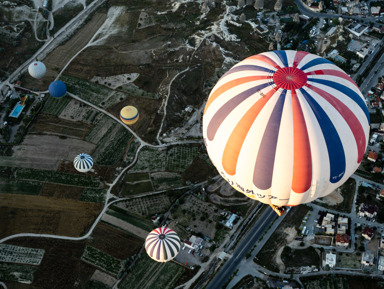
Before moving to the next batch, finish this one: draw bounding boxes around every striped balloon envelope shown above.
[203,50,370,207]
[73,153,93,173]
[145,227,180,262]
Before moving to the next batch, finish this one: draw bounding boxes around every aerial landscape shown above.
[3,0,384,288]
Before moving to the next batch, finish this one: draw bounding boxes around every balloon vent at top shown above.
[145,227,180,262]
[74,153,93,173]
[120,106,139,125]
[28,61,46,79]
[49,81,67,98]
[203,50,370,207]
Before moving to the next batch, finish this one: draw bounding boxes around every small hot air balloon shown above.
[28,61,46,79]
[120,106,139,125]
[74,153,93,173]
[145,227,180,262]
[203,50,370,215]
[49,80,67,98]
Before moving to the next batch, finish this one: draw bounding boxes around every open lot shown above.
[281,246,320,272]
[335,252,361,269]
[0,194,103,238]
[0,134,95,170]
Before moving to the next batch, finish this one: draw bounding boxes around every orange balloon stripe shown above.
[204,76,271,114]
[246,55,281,69]
[222,88,276,175]
[291,91,312,193]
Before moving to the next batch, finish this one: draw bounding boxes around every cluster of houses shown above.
[316,212,351,247]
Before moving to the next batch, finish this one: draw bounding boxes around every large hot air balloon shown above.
[145,227,180,262]
[120,106,139,125]
[203,50,370,215]
[49,80,67,98]
[28,61,46,79]
[74,153,93,173]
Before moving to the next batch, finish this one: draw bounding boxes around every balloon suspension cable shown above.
[270,204,287,216]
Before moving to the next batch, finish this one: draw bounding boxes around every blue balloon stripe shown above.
[253,90,287,190]
[300,58,334,71]
[299,88,345,183]
[273,50,289,67]
[221,65,275,78]
[308,78,370,124]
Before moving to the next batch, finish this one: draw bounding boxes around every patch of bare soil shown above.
[316,189,344,206]
[0,194,103,238]
[40,183,84,200]
[219,182,236,197]
[29,113,93,139]
[0,134,95,170]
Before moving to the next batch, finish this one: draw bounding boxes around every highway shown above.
[205,207,277,289]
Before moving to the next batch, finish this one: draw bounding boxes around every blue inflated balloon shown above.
[49,81,67,98]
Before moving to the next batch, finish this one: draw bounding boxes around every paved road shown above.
[205,208,277,289]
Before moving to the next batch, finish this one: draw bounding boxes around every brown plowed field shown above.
[22,12,108,91]
[88,222,143,260]
[39,183,84,200]
[0,194,102,238]
[29,114,93,139]
[6,238,94,289]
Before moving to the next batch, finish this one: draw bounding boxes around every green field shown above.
[60,75,113,106]
[16,168,101,188]
[92,124,133,166]
[85,115,114,144]
[107,206,153,232]
[41,96,72,116]
[80,188,107,203]
[81,246,122,277]
[0,179,42,195]
[151,172,183,190]
[281,246,320,270]
[0,263,38,283]
[120,254,185,289]
[124,172,150,183]
[121,181,154,196]
[166,145,200,172]
[131,148,167,172]
[125,139,140,163]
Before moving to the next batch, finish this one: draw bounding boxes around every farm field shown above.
[40,96,72,117]
[81,245,123,277]
[5,238,94,289]
[39,183,84,199]
[121,181,154,196]
[88,223,142,260]
[165,145,200,172]
[0,135,96,170]
[107,206,153,232]
[16,167,102,188]
[0,179,42,195]
[119,254,185,289]
[151,172,183,190]
[301,275,382,289]
[0,263,38,284]
[60,74,114,106]
[21,12,108,91]
[130,148,166,172]
[115,193,172,217]
[29,113,93,139]
[0,194,103,238]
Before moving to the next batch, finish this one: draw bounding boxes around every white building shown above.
[225,213,238,229]
[325,252,336,268]
[362,251,375,266]
[379,256,384,271]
